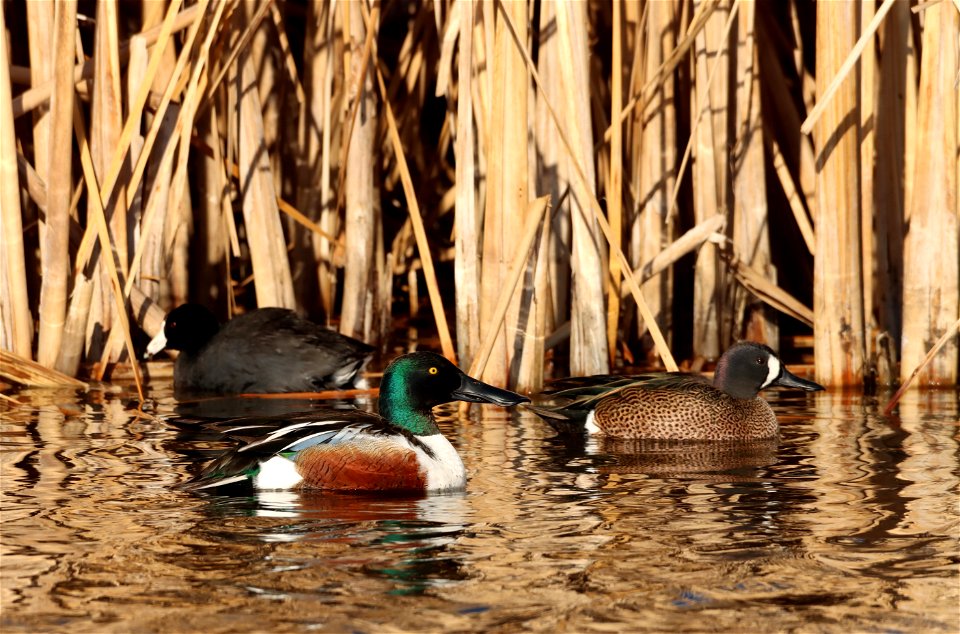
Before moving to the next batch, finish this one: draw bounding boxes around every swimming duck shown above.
[145,304,374,396]
[185,351,529,492]
[527,342,824,440]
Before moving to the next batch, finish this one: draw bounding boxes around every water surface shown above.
[2,381,958,632]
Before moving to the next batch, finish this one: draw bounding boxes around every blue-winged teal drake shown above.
[528,342,824,440]
[185,351,528,492]
[145,304,374,396]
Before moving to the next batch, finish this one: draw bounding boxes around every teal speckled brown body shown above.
[529,342,824,441]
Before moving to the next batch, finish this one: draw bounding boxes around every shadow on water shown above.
[1,381,958,632]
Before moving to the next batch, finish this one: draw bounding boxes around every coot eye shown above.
[756,357,764,365]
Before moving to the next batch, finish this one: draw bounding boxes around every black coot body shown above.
[148,304,374,396]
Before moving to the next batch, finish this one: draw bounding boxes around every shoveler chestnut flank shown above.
[528,342,824,440]
[185,352,528,493]
[145,303,374,396]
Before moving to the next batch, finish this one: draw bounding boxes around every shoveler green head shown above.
[184,351,529,493]
[378,351,529,436]
[528,342,824,441]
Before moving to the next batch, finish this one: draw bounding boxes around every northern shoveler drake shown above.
[145,303,374,396]
[184,351,529,493]
[527,341,824,440]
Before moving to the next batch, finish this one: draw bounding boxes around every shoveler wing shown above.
[185,410,436,492]
[185,409,402,490]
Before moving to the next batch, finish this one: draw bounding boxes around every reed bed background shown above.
[1,0,957,395]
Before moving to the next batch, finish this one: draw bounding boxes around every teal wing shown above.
[529,372,712,433]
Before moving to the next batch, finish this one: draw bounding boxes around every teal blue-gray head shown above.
[528,342,824,441]
[186,351,529,492]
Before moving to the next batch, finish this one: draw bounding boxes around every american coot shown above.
[184,351,529,492]
[527,341,824,440]
[145,304,375,396]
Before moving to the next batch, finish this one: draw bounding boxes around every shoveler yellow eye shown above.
[428,366,438,375]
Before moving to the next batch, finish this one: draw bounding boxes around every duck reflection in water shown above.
[189,488,473,596]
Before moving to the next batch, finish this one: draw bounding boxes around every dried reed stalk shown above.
[690,0,730,359]
[813,0,865,386]
[535,0,568,350]
[606,0,624,365]
[554,0,608,375]
[873,0,910,383]
[340,0,379,341]
[315,4,339,319]
[900,1,959,386]
[89,0,127,365]
[859,0,878,349]
[730,1,776,346]
[25,0,53,255]
[479,0,530,383]
[238,49,295,309]
[629,0,677,363]
[454,0,479,368]
[0,3,32,357]
[755,7,817,225]
[35,0,77,366]
[295,1,331,317]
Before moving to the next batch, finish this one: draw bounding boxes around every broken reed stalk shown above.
[884,319,960,415]
[769,137,815,255]
[800,0,897,136]
[0,349,88,389]
[0,3,32,358]
[71,103,144,400]
[622,214,726,297]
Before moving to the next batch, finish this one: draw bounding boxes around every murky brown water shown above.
[2,378,958,633]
